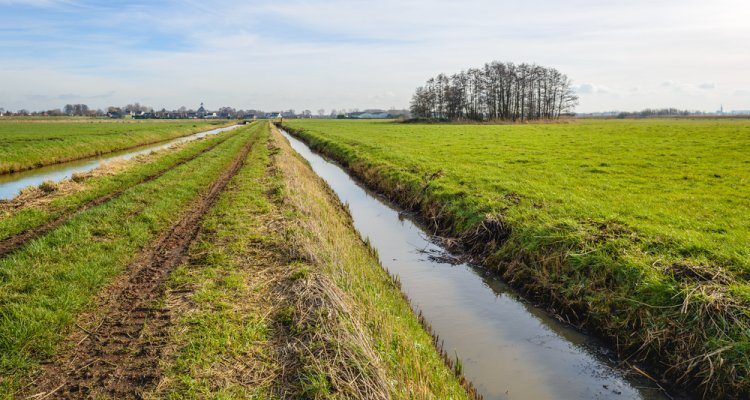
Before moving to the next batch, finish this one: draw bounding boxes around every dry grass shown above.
[0,141,189,214]
[150,123,470,399]
[269,125,471,399]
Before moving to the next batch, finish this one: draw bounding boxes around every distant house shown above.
[341,109,391,119]
[358,111,390,119]
[133,112,156,119]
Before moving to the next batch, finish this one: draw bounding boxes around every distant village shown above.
[0,102,412,120]
[4,102,748,119]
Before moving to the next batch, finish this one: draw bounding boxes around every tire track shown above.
[24,129,259,399]
[0,130,238,258]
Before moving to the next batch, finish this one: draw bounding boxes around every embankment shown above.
[280,123,750,399]
[148,123,473,398]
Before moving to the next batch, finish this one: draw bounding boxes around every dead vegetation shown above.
[274,272,391,399]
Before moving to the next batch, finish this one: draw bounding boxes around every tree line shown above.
[0,103,265,119]
[615,108,707,118]
[410,61,578,122]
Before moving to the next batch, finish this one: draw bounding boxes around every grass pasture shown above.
[0,124,259,395]
[151,124,469,398]
[282,118,750,396]
[0,126,239,244]
[0,119,232,174]
[0,121,470,398]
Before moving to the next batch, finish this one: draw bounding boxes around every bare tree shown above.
[411,61,577,121]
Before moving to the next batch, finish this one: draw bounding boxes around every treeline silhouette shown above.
[616,108,707,118]
[410,61,578,122]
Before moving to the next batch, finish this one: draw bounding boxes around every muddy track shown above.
[0,131,237,258]
[24,132,259,399]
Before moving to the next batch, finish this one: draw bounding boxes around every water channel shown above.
[280,128,673,400]
[0,124,243,200]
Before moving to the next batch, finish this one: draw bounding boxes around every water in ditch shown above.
[0,124,243,200]
[280,129,674,400]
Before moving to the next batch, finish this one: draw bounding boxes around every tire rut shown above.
[23,132,259,399]
[0,131,236,258]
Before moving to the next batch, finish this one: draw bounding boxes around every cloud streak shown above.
[0,0,749,112]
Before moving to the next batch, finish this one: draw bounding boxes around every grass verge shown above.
[150,123,471,399]
[0,119,234,175]
[0,123,245,246]
[281,120,750,398]
[0,124,260,396]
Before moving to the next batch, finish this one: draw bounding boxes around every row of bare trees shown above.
[410,61,578,121]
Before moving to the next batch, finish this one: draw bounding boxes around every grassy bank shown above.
[282,118,750,398]
[150,123,471,398]
[0,124,260,396]
[0,125,242,243]
[0,119,233,175]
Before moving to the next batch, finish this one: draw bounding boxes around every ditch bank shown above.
[279,126,676,400]
[0,123,243,200]
[280,123,748,399]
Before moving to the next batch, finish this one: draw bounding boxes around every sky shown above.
[1,0,749,113]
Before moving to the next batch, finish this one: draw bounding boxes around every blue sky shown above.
[1,0,749,112]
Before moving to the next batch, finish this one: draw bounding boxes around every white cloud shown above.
[1,0,749,112]
[575,83,612,95]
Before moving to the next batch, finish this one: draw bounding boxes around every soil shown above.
[22,134,258,399]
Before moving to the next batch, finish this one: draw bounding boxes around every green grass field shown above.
[283,118,750,396]
[0,127,239,244]
[150,125,468,398]
[0,121,469,398]
[0,124,257,394]
[0,119,232,174]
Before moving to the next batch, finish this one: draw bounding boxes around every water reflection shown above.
[0,124,242,200]
[280,129,671,400]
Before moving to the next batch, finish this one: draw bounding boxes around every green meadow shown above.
[283,118,750,396]
[0,119,231,174]
[0,124,258,394]
[0,121,470,398]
